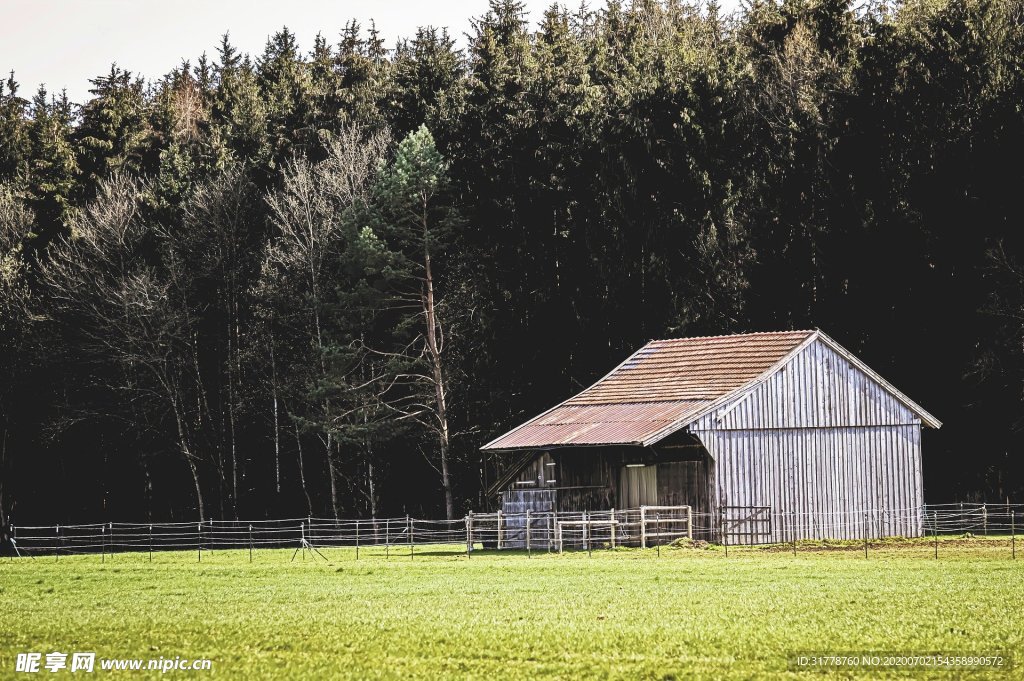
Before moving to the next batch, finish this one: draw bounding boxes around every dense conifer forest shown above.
[1,0,1023,524]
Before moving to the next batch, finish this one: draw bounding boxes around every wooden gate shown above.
[720,506,772,545]
[501,488,556,548]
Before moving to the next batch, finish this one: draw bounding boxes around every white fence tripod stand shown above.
[291,522,329,562]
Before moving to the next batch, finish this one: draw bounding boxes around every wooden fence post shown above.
[720,507,727,557]
[465,513,472,558]
[610,508,616,549]
[526,509,532,558]
[640,506,647,549]
[355,519,360,561]
[686,506,693,540]
[585,511,591,557]
[933,510,939,560]
[863,511,868,559]
[497,509,503,550]
[656,513,660,558]
[149,524,153,563]
[248,524,253,563]
[983,503,988,536]
[198,522,202,563]
[1012,511,1016,561]
[408,515,413,560]
[385,518,390,560]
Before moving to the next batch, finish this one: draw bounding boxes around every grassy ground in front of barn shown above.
[1,539,1022,679]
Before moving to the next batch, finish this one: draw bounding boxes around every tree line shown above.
[1,0,1023,525]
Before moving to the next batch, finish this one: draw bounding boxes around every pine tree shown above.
[372,125,462,519]
[0,72,30,183]
[258,28,310,162]
[390,27,465,139]
[26,87,79,243]
[333,20,393,132]
[213,34,270,168]
[74,65,150,195]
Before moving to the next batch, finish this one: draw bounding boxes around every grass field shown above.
[1,539,1022,679]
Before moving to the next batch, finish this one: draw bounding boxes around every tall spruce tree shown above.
[0,73,30,184]
[26,87,79,244]
[75,66,150,195]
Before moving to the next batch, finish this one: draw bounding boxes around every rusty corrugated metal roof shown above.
[484,401,708,449]
[482,330,815,450]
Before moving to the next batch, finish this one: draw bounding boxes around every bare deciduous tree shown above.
[39,175,210,520]
[263,126,390,518]
[177,165,261,519]
[0,184,33,529]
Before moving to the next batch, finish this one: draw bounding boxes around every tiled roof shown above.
[482,331,815,450]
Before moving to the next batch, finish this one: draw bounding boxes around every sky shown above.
[2,0,742,105]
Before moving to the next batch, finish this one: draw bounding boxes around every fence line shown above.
[4,503,1021,559]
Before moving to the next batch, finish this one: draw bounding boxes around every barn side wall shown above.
[689,338,926,542]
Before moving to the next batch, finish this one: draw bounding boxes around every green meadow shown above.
[1,540,1021,679]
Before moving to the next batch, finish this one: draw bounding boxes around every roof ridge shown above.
[645,329,815,344]
[563,398,708,406]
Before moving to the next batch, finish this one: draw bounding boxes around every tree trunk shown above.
[0,422,8,529]
[191,330,224,521]
[294,421,313,517]
[311,279,339,519]
[270,336,281,495]
[368,460,377,519]
[325,433,339,518]
[186,456,206,523]
[171,396,205,522]
[422,238,454,520]
[227,316,239,519]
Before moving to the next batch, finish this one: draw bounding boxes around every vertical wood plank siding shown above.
[691,339,925,542]
[690,339,920,431]
[656,460,710,516]
[697,426,922,542]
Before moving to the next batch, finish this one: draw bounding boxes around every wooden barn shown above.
[481,330,941,544]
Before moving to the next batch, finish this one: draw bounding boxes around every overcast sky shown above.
[2,0,741,105]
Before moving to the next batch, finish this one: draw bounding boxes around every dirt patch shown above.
[668,538,713,550]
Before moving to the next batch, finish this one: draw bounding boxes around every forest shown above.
[1,0,1022,525]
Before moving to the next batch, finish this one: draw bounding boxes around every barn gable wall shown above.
[695,426,923,542]
[687,339,926,541]
[688,338,920,431]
